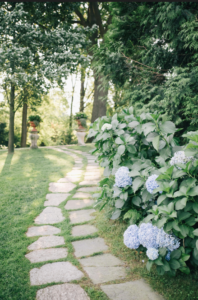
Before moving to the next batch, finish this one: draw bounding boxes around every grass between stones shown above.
[92,210,198,300]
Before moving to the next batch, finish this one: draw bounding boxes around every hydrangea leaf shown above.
[128,121,139,128]
[159,247,167,256]
[177,211,191,222]
[192,203,198,213]
[175,197,187,210]
[179,224,190,237]
[169,259,181,269]
[160,121,176,134]
[188,186,198,197]
[117,145,125,155]
[170,249,181,260]
[193,229,198,236]
[146,260,153,272]
[133,177,144,193]
[115,137,124,145]
[142,188,152,202]
[142,122,156,136]
[146,132,159,142]
[156,217,167,228]
[120,192,128,201]
[157,194,167,205]
[185,216,196,226]
[111,119,119,129]
[111,209,121,220]
[156,265,165,275]
[115,199,125,209]
[129,170,140,177]
[179,267,190,274]
[132,196,142,207]
[126,145,136,154]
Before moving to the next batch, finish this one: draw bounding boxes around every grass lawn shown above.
[92,210,198,300]
[0,147,108,300]
[65,143,95,153]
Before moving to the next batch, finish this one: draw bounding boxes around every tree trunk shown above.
[91,71,108,123]
[21,102,28,147]
[8,83,15,154]
[69,92,74,128]
[80,67,85,112]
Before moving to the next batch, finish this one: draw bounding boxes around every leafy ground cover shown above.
[93,210,198,300]
[0,148,108,300]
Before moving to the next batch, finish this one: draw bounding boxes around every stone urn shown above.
[75,128,86,146]
[29,131,39,149]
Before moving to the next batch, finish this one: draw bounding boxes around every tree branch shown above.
[74,8,87,27]
[91,2,104,37]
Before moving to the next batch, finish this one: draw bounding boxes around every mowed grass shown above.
[0,148,74,300]
[66,143,95,153]
[93,211,198,300]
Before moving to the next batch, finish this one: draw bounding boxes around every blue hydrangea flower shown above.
[115,166,132,188]
[146,248,159,260]
[156,228,180,251]
[146,174,161,194]
[170,151,193,170]
[165,250,171,261]
[123,225,140,249]
[138,223,159,249]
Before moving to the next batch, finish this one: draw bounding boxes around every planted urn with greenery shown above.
[28,115,42,131]
[74,112,88,129]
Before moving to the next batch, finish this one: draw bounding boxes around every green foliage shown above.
[89,107,198,276]
[74,112,88,120]
[28,115,42,123]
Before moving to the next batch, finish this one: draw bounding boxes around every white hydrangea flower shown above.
[115,166,132,188]
[146,248,159,260]
[146,174,161,194]
[138,223,159,249]
[156,228,180,251]
[101,123,112,131]
[170,151,193,169]
[123,225,140,249]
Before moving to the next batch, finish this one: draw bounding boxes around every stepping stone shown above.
[57,178,71,183]
[72,224,98,237]
[79,181,98,186]
[79,254,124,267]
[49,182,76,193]
[36,283,90,300]
[83,266,126,284]
[86,166,100,170]
[75,160,83,163]
[73,192,92,199]
[84,175,101,180]
[69,209,96,224]
[44,194,70,206]
[72,237,108,258]
[67,170,83,175]
[101,279,164,300]
[25,248,67,263]
[28,236,65,250]
[35,207,65,224]
[73,166,83,170]
[26,225,61,237]
[84,171,101,176]
[30,262,84,286]
[65,176,81,183]
[78,187,100,192]
[65,199,95,210]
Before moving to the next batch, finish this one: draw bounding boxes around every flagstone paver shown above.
[65,199,95,210]
[44,194,70,206]
[26,225,61,237]
[28,236,65,250]
[73,192,93,198]
[69,209,96,224]
[25,248,67,263]
[79,181,98,186]
[83,266,126,284]
[36,283,90,300]
[72,224,98,237]
[101,279,164,300]
[72,237,108,258]
[30,262,84,286]
[78,187,100,192]
[35,207,65,224]
[49,182,76,193]
[79,254,124,267]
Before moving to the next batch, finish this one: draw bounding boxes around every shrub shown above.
[88,107,198,276]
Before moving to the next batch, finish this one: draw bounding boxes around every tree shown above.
[23,2,112,122]
[0,2,90,153]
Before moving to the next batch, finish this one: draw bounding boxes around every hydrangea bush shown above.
[88,108,198,276]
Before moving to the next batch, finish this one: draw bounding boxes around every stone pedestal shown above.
[75,130,86,146]
[30,131,39,149]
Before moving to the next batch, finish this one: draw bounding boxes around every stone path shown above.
[25,146,164,300]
